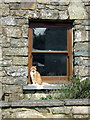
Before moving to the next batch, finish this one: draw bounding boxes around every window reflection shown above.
[32,53,67,76]
[33,27,67,51]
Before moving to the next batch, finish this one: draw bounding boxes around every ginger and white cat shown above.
[30,66,42,85]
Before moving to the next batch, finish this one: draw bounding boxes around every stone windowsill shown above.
[23,84,68,90]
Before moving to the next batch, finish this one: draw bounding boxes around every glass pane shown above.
[32,53,67,76]
[33,27,67,51]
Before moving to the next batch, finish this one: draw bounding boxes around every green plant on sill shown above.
[40,96,55,100]
[49,77,90,99]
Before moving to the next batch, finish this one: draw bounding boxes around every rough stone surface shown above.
[49,107,72,114]
[0,16,16,26]
[10,38,28,47]
[4,66,28,77]
[12,57,28,65]
[74,31,90,42]
[1,4,9,16]
[72,106,90,115]
[4,27,21,38]
[74,42,90,56]
[74,57,90,66]
[1,76,27,85]
[59,11,68,19]
[22,25,28,38]
[74,66,90,76]
[68,1,87,19]
[3,48,28,56]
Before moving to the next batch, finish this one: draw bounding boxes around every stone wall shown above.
[0,99,90,118]
[0,0,90,99]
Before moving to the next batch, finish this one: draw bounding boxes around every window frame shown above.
[28,21,72,84]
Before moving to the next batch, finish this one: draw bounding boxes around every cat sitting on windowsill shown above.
[30,66,48,85]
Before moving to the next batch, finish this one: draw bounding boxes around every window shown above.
[28,21,72,84]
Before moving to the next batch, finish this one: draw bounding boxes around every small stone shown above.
[74,42,90,56]
[0,26,2,34]
[4,26,21,38]
[0,16,16,26]
[22,25,28,38]
[12,57,28,66]
[21,2,36,10]
[72,106,90,114]
[49,107,72,115]
[74,30,89,42]
[82,20,90,26]
[0,47,2,59]
[59,11,68,19]
[1,76,27,85]
[1,4,9,16]
[74,66,90,76]
[16,18,28,25]
[85,26,90,31]
[40,9,58,19]
[10,38,28,47]
[3,48,28,56]
[4,66,28,77]
[9,3,21,10]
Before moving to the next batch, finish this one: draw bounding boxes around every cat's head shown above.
[30,66,37,73]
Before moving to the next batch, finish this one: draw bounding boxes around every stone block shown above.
[1,76,27,85]
[16,18,28,25]
[0,70,6,77]
[11,108,45,118]
[10,9,27,17]
[4,85,24,101]
[0,47,2,59]
[49,107,71,115]
[9,3,21,10]
[74,31,89,42]
[59,11,68,19]
[74,25,85,30]
[72,106,90,115]
[4,66,28,77]
[86,6,90,15]
[73,115,89,118]
[21,2,36,10]
[74,57,90,66]
[37,4,45,9]
[40,9,59,19]
[1,4,9,16]
[4,26,21,38]
[4,85,23,94]
[74,42,90,56]
[2,58,12,67]
[10,38,28,47]
[0,26,2,34]
[12,57,28,66]
[22,25,28,38]
[3,48,28,56]
[64,99,90,106]
[82,20,90,26]
[85,26,90,31]
[0,16,16,26]
[68,1,87,19]
[74,66,90,76]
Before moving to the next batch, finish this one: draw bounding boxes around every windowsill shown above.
[23,84,68,90]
